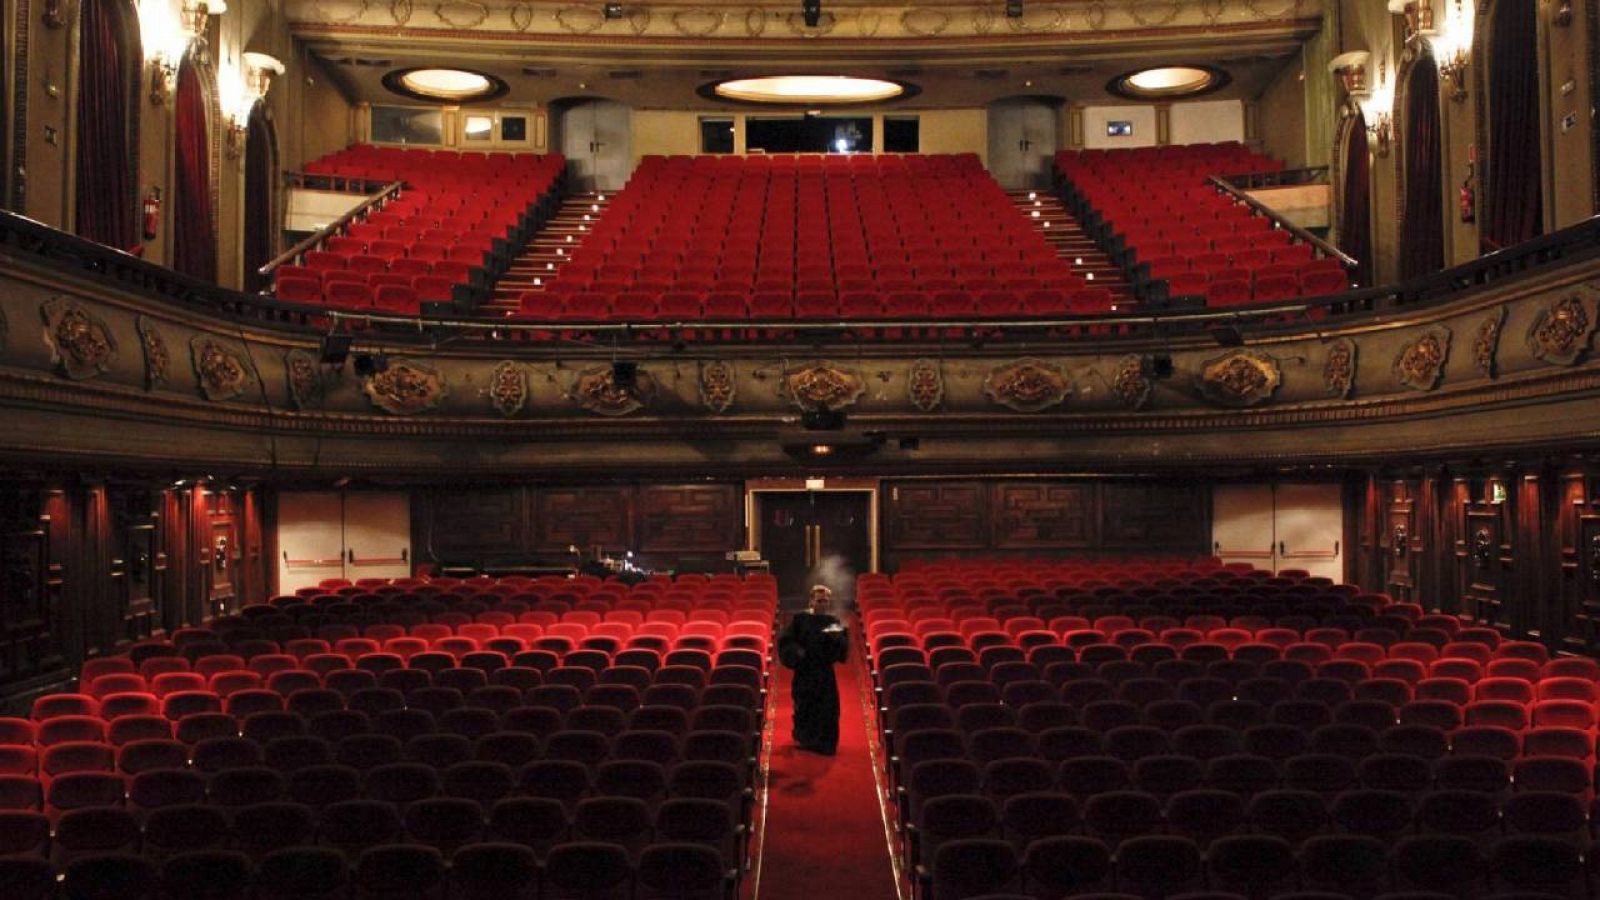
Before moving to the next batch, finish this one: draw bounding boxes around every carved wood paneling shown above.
[424,489,532,558]
[994,483,1093,549]
[0,487,64,685]
[536,488,633,552]
[636,485,741,553]
[1099,483,1209,551]
[885,482,988,549]
[1385,482,1418,603]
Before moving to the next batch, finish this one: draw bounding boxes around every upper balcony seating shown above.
[1055,144,1354,307]
[521,153,1100,323]
[275,147,564,314]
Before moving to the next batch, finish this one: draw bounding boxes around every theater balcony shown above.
[2,209,1597,478]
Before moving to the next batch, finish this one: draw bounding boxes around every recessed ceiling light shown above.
[383,67,507,102]
[707,75,909,105]
[1108,65,1230,99]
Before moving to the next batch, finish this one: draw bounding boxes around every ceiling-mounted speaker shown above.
[802,0,821,27]
[318,334,353,366]
[603,3,624,18]
[1006,0,1024,17]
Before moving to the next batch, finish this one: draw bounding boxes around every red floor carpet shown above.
[753,632,901,900]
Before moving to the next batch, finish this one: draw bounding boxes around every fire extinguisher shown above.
[1459,161,1476,224]
[142,187,162,241]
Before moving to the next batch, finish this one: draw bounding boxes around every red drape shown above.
[1339,114,1373,287]
[1483,0,1543,252]
[1399,59,1445,280]
[173,59,217,283]
[73,0,136,250]
[242,108,275,292]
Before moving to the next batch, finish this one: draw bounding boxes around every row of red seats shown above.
[278,147,563,312]
[1054,143,1350,307]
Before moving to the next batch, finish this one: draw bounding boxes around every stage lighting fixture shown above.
[800,408,847,431]
[603,2,623,18]
[802,0,821,27]
[353,352,389,376]
[318,334,353,366]
[1006,0,1023,17]
[1207,325,1245,347]
[1141,353,1175,379]
[611,361,638,389]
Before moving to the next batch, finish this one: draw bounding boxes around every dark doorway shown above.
[756,491,873,610]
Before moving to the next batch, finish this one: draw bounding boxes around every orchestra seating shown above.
[864,559,1598,899]
[271,147,565,314]
[1055,144,1355,307]
[521,153,1110,323]
[0,572,772,899]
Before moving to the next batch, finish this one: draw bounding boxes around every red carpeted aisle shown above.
[752,629,901,900]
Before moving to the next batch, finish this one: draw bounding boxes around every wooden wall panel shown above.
[885,482,988,550]
[536,488,632,552]
[1099,483,1209,551]
[636,485,741,553]
[421,489,531,559]
[0,487,66,689]
[883,479,1210,565]
[995,483,1094,548]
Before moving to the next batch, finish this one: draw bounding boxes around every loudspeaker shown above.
[353,353,389,377]
[611,361,638,389]
[802,0,820,27]
[318,334,353,366]
[1006,0,1023,17]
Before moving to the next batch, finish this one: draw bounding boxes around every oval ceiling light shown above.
[383,67,509,103]
[708,75,908,105]
[1108,65,1230,99]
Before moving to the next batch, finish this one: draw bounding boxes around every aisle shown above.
[750,631,902,900]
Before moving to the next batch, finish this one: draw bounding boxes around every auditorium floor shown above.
[750,621,902,900]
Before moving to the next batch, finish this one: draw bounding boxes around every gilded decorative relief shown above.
[1111,355,1154,410]
[984,358,1070,412]
[285,349,325,410]
[434,0,489,28]
[907,359,945,412]
[783,364,865,412]
[1197,350,1281,407]
[363,357,448,415]
[1469,307,1506,378]
[699,360,736,413]
[135,316,170,390]
[1394,326,1451,391]
[571,365,656,416]
[1322,337,1357,399]
[486,361,529,417]
[40,297,116,380]
[1526,294,1595,366]
[190,336,255,402]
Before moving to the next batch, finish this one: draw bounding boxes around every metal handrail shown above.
[1219,166,1331,191]
[257,179,406,279]
[1207,175,1358,271]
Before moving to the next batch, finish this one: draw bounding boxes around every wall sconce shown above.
[1414,0,1473,102]
[179,0,226,62]
[1388,0,1434,44]
[1328,50,1372,115]
[1358,58,1394,158]
[148,56,176,106]
[140,1,189,107]
[242,52,285,99]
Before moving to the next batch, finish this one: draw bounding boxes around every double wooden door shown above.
[756,491,872,610]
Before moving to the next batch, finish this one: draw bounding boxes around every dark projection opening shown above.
[745,117,873,153]
[700,118,735,153]
[883,117,919,152]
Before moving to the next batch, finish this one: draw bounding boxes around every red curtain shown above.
[1339,115,1373,287]
[242,108,275,291]
[73,0,136,250]
[1483,0,1542,252]
[1399,59,1445,280]
[173,58,217,282]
